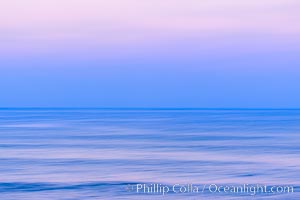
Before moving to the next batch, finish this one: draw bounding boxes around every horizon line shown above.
[0,107,300,110]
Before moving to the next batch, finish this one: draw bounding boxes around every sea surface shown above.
[0,108,299,199]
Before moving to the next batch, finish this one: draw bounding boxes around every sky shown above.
[0,0,300,108]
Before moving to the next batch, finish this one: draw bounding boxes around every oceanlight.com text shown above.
[125,183,294,196]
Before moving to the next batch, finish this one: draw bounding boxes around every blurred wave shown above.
[0,109,299,199]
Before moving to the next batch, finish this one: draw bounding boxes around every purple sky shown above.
[1,0,300,107]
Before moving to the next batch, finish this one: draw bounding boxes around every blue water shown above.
[0,109,299,199]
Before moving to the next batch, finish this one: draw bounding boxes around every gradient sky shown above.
[1,0,300,108]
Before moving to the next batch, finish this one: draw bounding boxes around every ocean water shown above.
[0,108,299,199]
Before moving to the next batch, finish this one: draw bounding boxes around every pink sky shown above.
[1,0,300,57]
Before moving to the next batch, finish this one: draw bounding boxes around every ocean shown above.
[0,108,299,199]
